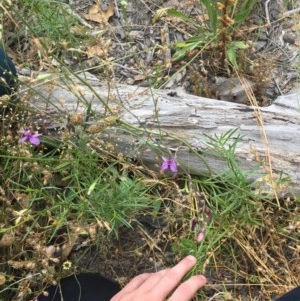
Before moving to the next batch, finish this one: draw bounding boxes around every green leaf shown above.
[200,0,218,33]
[166,8,199,27]
[234,0,258,25]
[87,179,99,196]
[152,200,162,215]
[54,161,72,171]
[173,39,203,60]
[152,7,198,27]
[180,238,196,250]
[152,7,169,23]
[230,41,249,49]
[226,45,238,68]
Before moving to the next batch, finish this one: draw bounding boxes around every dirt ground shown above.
[68,0,299,106]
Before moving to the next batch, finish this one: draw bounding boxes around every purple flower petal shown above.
[19,130,42,145]
[161,161,169,171]
[19,136,28,143]
[191,219,197,231]
[161,157,169,171]
[161,156,177,173]
[29,136,41,145]
[196,230,205,243]
[169,160,177,173]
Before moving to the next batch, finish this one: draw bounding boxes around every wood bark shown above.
[28,72,300,196]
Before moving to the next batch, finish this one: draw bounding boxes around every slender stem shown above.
[220,0,230,68]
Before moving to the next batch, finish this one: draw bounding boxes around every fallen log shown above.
[27,72,300,196]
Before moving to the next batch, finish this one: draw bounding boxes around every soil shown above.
[68,0,299,106]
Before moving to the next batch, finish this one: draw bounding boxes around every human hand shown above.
[110,255,206,301]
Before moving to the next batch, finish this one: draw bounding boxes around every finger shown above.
[133,269,170,292]
[111,269,169,301]
[112,273,151,299]
[169,275,207,301]
[153,255,197,299]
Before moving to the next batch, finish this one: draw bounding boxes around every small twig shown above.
[113,62,143,75]
[208,292,225,301]
[272,73,282,95]
[265,0,271,26]
[113,0,120,18]
[283,7,300,17]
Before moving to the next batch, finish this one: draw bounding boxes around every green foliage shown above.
[226,40,249,68]
[203,128,247,181]
[161,8,200,27]
[0,137,156,238]
[9,0,89,52]
[200,0,218,33]
[233,1,258,25]
[172,129,263,265]
[154,0,258,69]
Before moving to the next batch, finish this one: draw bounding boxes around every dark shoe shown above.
[276,286,300,301]
[37,273,121,301]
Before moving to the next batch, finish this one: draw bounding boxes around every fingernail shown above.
[200,275,207,283]
[186,255,197,263]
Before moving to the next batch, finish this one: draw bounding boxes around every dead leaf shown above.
[0,231,15,247]
[44,245,56,258]
[7,260,36,270]
[89,4,99,14]
[86,39,111,58]
[31,37,55,56]
[69,112,84,125]
[134,74,146,82]
[83,1,114,24]
[0,273,5,285]
[60,235,76,261]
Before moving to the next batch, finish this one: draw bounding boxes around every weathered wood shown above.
[28,72,300,196]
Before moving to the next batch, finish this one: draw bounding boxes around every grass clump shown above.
[18,0,83,43]
[1,0,91,68]
[0,128,160,299]
[153,0,258,72]
[169,130,299,299]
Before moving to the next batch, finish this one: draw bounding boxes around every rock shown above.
[213,77,256,104]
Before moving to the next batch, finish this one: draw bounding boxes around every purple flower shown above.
[161,156,178,173]
[196,229,205,243]
[20,130,42,146]
[191,218,206,243]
